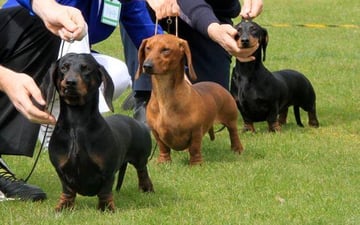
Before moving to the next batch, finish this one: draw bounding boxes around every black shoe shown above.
[133,101,147,125]
[133,91,151,126]
[0,158,46,201]
[121,91,136,111]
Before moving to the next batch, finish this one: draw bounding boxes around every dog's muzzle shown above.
[143,60,154,74]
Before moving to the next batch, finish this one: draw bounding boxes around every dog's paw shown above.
[157,154,172,164]
[309,120,320,128]
[242,123,255,133]
[268,121,281,132]
[97,194,115,212]
[138,170,155,193]
[139,182,154,193]
[189,160,203,166]
[55,193,75,212]
[232,145,244,154]
[189,156,203,166]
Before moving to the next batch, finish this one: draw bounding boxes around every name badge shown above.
[101,0,121,27]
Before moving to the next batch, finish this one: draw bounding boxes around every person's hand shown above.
[240,0,263,19]
[147,0,180,19]
[32,0,87,42]
[0,67,56,125]
[234,44,259,62]
[207,23,258,62]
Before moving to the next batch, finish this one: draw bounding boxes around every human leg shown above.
[120,24,151,123]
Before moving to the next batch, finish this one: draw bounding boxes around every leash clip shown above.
[154,16,178,37]
[241,16,253,23]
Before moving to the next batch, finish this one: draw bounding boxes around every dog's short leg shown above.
[227,122,244,153]
[308,111,319,128]
[243,122,256,133]
[278,108,288,125]
[188,132,203,165]
[55,192,76,212]
[136,167,154,192]
[268,121,281,132]
[97,193,115,212]
[188,148,202,165]
[158,144,172,163]
[268,108,282,132]
[293,106,304,127]
[154,132,172,163]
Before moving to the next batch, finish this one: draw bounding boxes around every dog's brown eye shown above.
[250,26,257,34]
[161,48,170,54]
[236,27,243,36]
[60,63,69,73]
[80,64,88,71]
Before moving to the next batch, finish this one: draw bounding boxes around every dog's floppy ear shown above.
[98,65,115,112]
[179,39,197,81]
[260,27,269,61]
[40,61,58,110]
[135,38,148,80]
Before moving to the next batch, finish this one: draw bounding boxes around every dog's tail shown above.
[208,127,215,141]
[294,106,304,127]
[116,163,128,191]
[208,125,226,140]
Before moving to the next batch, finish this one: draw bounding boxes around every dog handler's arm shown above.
[208,23,258,62]
[0,66,56,125]
[31,0,87,42]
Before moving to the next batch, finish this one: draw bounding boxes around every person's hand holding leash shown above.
[32,0,87,42]
[0,66,56,125]
[146,0,180,19]
[240,0,263,19]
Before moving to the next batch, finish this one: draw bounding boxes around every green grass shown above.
[1,0,360,224]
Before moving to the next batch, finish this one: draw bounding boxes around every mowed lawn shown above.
[1,0,359,224]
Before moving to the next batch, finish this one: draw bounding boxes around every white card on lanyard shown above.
[101,0,121,27]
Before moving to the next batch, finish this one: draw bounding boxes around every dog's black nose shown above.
[241,38,250,46]
[65,77,77,86]
[143,60,153,73]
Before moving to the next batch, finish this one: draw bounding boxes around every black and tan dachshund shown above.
[40,53,154,212]
[230,20,319,132]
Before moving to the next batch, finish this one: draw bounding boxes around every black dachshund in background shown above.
[230,20,319,132]
[41,53,154,212]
